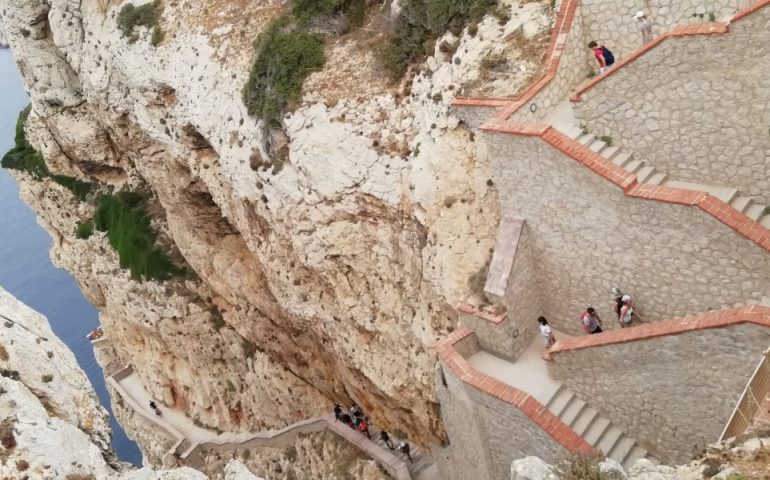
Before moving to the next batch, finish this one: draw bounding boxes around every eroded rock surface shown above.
[0,0,550,466]
[0,285,261,479]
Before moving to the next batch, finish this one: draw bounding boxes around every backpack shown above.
[601,47,615,66]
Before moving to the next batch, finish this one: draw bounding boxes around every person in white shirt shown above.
[618,294,635,327]
[634,11,654,45]
[538,316,556,348]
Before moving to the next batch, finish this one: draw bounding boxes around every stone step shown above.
[760,297,770,307]
[571,407,599,436]
[745,203,765,221]
[731,196,753,213]
[578,133,596,146]
[611,152,634,168]
[624,159,644,174]
[761,214,770,229]
[583,417,611,446]
[560,398,586,427]
[636,165,656,183]
[647,172,667,185]
[589,139,607,153]
[623,445,649,470]
[564,125,583,140]
[600,146,620,160]
[597,426,624,456]
[663,180,739,204]
[545,386,573,415]
[609,436,637,466]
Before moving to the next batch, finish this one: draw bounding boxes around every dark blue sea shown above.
[0,47,142,465]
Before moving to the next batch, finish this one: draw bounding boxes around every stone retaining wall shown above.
[548,321,770,463]
[452,103,505,129]
[502,0,586,122]
[574,3,770,203]
[434,331,575,480]
[481,129,770,334]
[579,0,752,61]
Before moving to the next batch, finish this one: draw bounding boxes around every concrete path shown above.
[106,362,429,479]
[467,329,572,405]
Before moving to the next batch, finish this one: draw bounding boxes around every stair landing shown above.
[467,332,658,470]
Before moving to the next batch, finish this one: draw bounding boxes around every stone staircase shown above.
[545,385,659,469]
[366,424,434,478]
[562,126,770,229]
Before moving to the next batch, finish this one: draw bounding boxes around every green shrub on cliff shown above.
[376,0,497,80]
[2,107,93,201]
[93,191,184,282]
[242,20,326,123]
[117,0,162,45]
[292,0,367,27]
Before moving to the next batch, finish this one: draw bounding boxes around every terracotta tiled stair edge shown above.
[451,0,581,118]
[546,305,770,357]
[433,327,595,453]
[480,122,770,252]
[569,23,728,102]
[571,0,770,102]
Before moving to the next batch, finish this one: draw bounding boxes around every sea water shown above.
[0,47,142,465]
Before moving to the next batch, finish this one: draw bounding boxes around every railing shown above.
[720,349,770,440]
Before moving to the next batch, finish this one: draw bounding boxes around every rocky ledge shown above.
[0,286,260,479]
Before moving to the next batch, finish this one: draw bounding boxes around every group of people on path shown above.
[537,287,638,347]
[333,404,413,463]
[588,11,654,74]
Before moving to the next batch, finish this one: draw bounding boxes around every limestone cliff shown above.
[0,285,260,479]
[0,0,551,466]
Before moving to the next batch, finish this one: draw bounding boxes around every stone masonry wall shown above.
[482,131,770,335]
[459,221,543,360]
[580,0,752,61]
[510,0,586,123]
[435,360,567,480]
[574,5,770,203]
[453,104,503,129]
[548,323,770,463]
[496,221,543,358]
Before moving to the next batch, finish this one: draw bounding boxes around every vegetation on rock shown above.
[76,221,94,240]
[117,0,163,45]
[292,0,367,27]
[93,191,184,282]
[377,0,497,80]
[242,19,326,124]
[2,107,93,201]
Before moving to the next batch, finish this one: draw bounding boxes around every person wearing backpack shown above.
[580,307,603,334]
[588,41,615,74]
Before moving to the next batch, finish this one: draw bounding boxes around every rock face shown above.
[510,433,770,480]
[0,0,551,465]
[0,285,260,479]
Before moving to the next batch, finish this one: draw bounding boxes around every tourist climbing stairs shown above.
[561,125,770,229]
[545,385,660,469]
[366,424,435,478]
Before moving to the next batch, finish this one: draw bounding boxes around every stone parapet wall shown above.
[573,3,770,203]
[451,102,506,129]
[434,329,588,480]
[580,0,752,60]
[548,314,770,463]
[500,0,586,122]
[480,128,770,334]
[459,218,544,360]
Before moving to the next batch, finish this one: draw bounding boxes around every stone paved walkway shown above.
[107,363,434,479]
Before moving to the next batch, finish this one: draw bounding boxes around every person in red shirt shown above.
[588,41,615,74]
